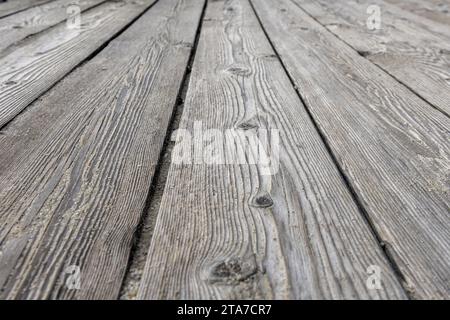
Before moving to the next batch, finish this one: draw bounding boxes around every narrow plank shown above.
[0,0,156,129]
[291,0,450,117]
[251,0,450,299]
[0,0,205,299]
[385,0,450,26]
[0,0,52,18]
[137,0,406,300]
[0,0,107,53]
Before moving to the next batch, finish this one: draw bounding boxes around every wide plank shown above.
[0,0,52,18]
[0,0,156,129]
[251,0,450,299]
[137,0,406,300]
[290,0,450,117]
[0,0,205,299]
[0,0,106,53]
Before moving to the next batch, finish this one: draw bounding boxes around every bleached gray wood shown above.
[137,0,406,300]
[291,0,450,117]
[0,0,205,299]
[251,0,450,299]
[385,0,450,26]
[0,0,106,53]
[0,0,156,129]
[0,0,52,18]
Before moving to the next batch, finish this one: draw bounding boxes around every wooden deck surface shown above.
[0,0,448,300]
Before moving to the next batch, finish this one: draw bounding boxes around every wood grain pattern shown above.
[0,0,52,18]
[0,0,205,299]
[385,0,450,26]
[291,0,450,117]
[137,0,406,300]
[0,0,156,129]
[251,0,450,299]
[0,0,106,53]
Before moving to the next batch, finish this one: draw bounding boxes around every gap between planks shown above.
[251,0,449,299]
[0,0,108,54]
[119,0,208,299]
[0,0,158,131]
[290,0,450,118]
[0,0,54,19]
[0,0,206,299]
[137,0,406,300]
[247,0,411,298]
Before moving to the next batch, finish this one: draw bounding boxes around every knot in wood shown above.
[252,193,274,208]
[237,121,258,130]
[262,53,277,60]
[225,65,251,77]
[207,258,257,285]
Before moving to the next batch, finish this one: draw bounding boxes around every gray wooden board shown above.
[0,0,52,18]
[0,0,156,129]
[137,0,406,300]
[251,0,450,299]
[386,0,450,26]
[0,0,205,299]
[0,0,107,53]
[291,0,450,117]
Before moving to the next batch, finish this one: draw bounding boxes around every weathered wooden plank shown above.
[290,0,450,117]
[137,0,406,300]
[385,0,450,26]
[0,0,106,53]
[0,0,52,18]
[0,0,156,129]
[0,0,205,299]
[377,0,450,38]
[251,0,450,299]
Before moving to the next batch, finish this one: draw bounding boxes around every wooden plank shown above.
[0,0,52,18]
[137,0,406,300]
[290,0,450,117]
[0,0,156,129]
[385,0,450,26]
[251,0,450,299]
[376,0,450,38]
[0,0,205,299]
[0,0,107,53]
